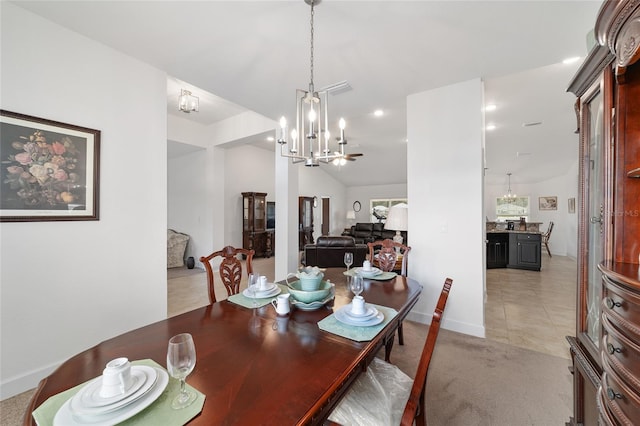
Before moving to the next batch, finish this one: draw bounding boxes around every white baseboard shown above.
[1,361,59,400]
[405,311,485,338]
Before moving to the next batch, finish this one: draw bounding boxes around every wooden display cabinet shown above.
[242,192,273,258]
[566,1,640,424]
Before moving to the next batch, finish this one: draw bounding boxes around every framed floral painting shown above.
[1,110,100,222]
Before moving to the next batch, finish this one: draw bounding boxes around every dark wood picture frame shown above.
[0,110,100,222]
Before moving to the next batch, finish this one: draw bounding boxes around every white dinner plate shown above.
[353,267,382,277]
[54,367,168,426]
[291,294,334,311]
[334,307,384,327]
[75,366,152,408]
[343,304,379,321]
[242,285,281,299]
[70,366,157,416]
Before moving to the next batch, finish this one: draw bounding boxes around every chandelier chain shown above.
[309,0,314,88]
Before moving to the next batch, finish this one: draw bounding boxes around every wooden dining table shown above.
[24,268,422,426]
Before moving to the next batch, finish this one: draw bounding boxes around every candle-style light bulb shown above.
[307,108,317,139]
[278,116,287,143]
[339,117,346,141]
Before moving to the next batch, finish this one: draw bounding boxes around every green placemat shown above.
[32,359,205,426]
[318,304,398,342]
[343,270,397,280]
[227,284,289,308]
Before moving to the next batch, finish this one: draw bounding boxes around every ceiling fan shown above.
[332,151,364,162]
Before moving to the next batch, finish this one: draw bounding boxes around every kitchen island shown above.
[486,230,542,271]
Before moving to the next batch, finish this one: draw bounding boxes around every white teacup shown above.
[259,276,269,291]
[271,293,291,316]
[100,357,133,398]
[351,295,366,315]
[362,260,372,271]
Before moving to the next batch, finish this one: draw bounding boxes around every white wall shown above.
[484,161,579,258]
[346,184,408,224]
[1,3,167,398]
[168,148,207,263]
[407,78,485,337]
[299,167,349,238]
[225,145,276,250]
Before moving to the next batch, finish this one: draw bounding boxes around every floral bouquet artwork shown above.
[1,111,100,222]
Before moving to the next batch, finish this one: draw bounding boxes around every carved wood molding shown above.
[596,0,640,75]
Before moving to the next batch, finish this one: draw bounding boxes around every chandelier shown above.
[503,173,517,199]
[277,0,350,167]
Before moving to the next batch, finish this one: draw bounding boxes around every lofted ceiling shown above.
[12,1,603,188]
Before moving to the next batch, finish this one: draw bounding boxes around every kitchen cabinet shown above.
[566,1,640,424]
[486,233,508,269]
[508,233,541,271]
[485,231,541,271]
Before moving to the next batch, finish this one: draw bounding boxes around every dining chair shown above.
[542,221,554,257]
[199,246,254,303]
[367,239,411,277]
[327,277,453,426]
[367,239,412,346]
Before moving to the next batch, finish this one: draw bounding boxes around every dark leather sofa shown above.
[303,236,368,268]
[342,223,407,244]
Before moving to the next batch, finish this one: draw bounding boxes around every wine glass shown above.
[248,273,258,308]
[349,274,364,298]
[344,252,353,271]
[166,333,197,409]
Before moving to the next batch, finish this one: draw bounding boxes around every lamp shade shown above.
[346,210,356,220]
[384,203,408,231]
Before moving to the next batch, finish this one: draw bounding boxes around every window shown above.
[496,197,529,221]
[370,198,407,223]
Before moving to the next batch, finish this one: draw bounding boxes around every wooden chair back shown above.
[542,221,554,257]
[543,221,554,242]
[367,239,411,276]
[199,246,254,303]
[400,277,453,426]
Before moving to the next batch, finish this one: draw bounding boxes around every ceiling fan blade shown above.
[346,153,363,157]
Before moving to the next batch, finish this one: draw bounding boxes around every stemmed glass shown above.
[166,333,197,409]
[248,273,258,308]
[344,252,353,271]
[349,274,364,298]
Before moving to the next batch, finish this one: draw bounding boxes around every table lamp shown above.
[346,210,356,224]
[384,203,408,245]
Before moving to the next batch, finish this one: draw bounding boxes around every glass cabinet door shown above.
[584,88,604,348]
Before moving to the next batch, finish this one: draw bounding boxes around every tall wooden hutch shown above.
[242,192,273,258]
[566,1,640,424]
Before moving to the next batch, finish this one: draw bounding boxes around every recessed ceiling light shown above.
[486,124,496,131]
[562,57,581,65]
[266,136,274,142]
[374,109,384,117]
[485,104,497,112]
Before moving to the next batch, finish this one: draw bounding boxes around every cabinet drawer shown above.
[602,317,640,391]
[601,367,640,424]
[515,233,541,242]
[603,275,640,340]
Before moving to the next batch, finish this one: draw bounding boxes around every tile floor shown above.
[485,254,576,359]
[170,254,577,359]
